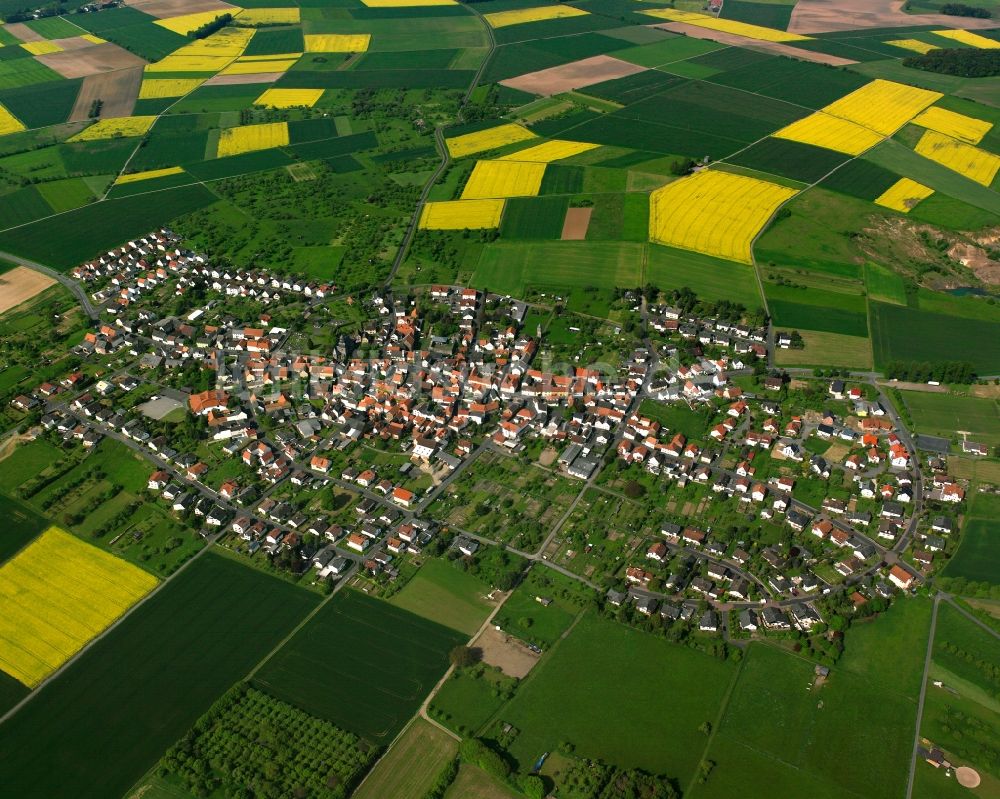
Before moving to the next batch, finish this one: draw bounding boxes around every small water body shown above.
[947,286,992,297]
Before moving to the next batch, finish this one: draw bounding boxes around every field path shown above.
[904,592,942,799]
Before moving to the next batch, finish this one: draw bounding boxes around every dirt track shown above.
[70,66,143,121]
[0,267,56,315]
[788,0,1000,33]
[501,54,646,97]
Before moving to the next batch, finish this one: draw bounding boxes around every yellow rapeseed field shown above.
[499,139,599,163]
[0,102,25,136]
[362,0,457,6]
[181,27,256,56]
[485,5,589,28]
[20,40,62,55]
[145,54,235,72]
[874,177,934,213]
[649,169,797,264]
[461,160,546,199]
[641,8,810,42]
[255,88,324,108]
[115,166,185,185]
[217,121,289,157]
[822,79,941,136]
[80,33,106,45]
[911,106,992,144]
[420,199,506,229]
[70,115,156,142]
[932,29,1000,48]
[446,123,537,158]
[235,7,301,25]
[138,78,204,99]
[886,39,938,54]
[0,527,157,687]
[772,112,883,155]
[304,34,371,53]
[915,129,1000,186]
[155,10,228,36]
[219,58,298,74]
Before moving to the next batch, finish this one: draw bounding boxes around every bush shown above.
[941,3,991,16]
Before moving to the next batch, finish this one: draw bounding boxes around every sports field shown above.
[900,390,1000,445]
[389,557,494,635]
[0,527,157,687]
[253,588,465,741]
[353,718,458,799]
[0,553,318,799]
[500,613,737,782]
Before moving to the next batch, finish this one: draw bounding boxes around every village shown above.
[5,230,980,645]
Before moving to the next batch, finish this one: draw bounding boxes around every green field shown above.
[389,557,494,635]
[492,565,581,648]
[499,613,737,782]
[352,718,458,799]
[692,597,931,799]
[646,244,762,308]
[0,493,47,564]
[774,329,873,369]
[945,494,1000,584]
[499,196,568,240]
[900,390,1000,445]
[471,241,644,295]
[0,553,318,799]
[429,663,516,737]
[253,589,465,741]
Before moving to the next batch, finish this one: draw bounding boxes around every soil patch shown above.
[36,42,147,79]
[70,66,143,121]
[204,71,282,85]
[125,0,237,19]
[788,0,999,33]
[561,207,592,240]
[538,447,558,467]
[955,766,981,788]
[4,23,44,43]
[473,625,540,679]
[0,267,56,315]
[500,55,646,97]
[649,22,856,65]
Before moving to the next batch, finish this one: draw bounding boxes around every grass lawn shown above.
[0,439,63,494]
[352,718,458,799]
[389,557,495,636]
[253,589,465,742]
[430,664,516,736]
[499,613,737,782]
[0,553,318,799]
[646,244,762,309]
[900,391,1000,446]
[492,566,579,649]
[444,763,521,799]
[638,398,713,439]
[774,330,873,369]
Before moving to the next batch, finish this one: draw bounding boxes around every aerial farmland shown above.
[0,0,998,796]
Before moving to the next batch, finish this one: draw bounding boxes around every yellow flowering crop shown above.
[420,199,506,229]
[70,115,156,141]
[180,27,255,56]
[915,129,1000,186]
[304,34,371,53]
[155,10,229,36]
[874,178,934,213]
[822,79,941,136]
[499,139,599,163]
[235,7,300,25]
[145,55,235,72]
[485,5,589,28]
[772,112,883,156]
[219,58,297,74]
[461,160,546,199]
[361,0,457,6]
[255,88,324,107]
[886,39,938,54]
[217,121,289,157]
[80,33,106,44]
[911,106,992,144]
[649,169,797,264]
[0,102,25,136]
[115,166,185,185]
[21,40,62,55]
[446,123,537,158]
[0,527,157,687]
[138,78,204,99]
[931,29,1000,48]
[641,8,810,42]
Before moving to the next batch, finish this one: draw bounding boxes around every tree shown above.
[624,480,646,499]
[449,645,480,668]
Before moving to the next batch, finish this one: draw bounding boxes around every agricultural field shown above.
[945,493,1000,584]
[389,556,495,635]
[0,493,47,564]
[899,390,1000,446]
[252,588,465,742]
[0,553,318,799]
[352,718,458,799]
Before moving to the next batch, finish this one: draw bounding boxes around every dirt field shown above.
[956,766,981,788]
[126,0,237,19]
[561,207,592,240]
[879,380,948,393]
[37,43,147,79]
[204,71,282,85]
[501,55,646,97]
[0,267,56,315]
[788,0,999,33]
[650,22,857,65]
[70,66,143,121]
[473,626,540,679]
[3,23,44,43]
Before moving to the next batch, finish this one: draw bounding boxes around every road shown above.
[905,592,942,799]
[0,248,98,319]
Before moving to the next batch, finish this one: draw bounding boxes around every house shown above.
[635,595,659,616]
[761,607,791,630]
[189,389,229,416]
[346,533,370,552]
[888,564,914,590]
[699,610,719,632]
[147,470,169,490]
[738,609,758,632]
[392,486,415,507]
[606,589,627,607]
[647,541,668,562]
[310,455,331,473]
